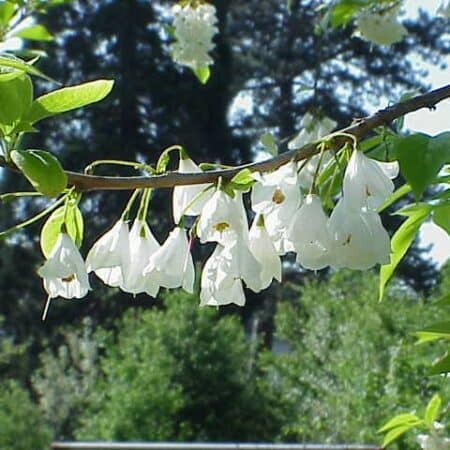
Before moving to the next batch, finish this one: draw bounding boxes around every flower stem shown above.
[84,159,153,175]
[0,195,66,238]
[121,189,142,221]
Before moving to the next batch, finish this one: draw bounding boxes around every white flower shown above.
[144,227,194,293]
[200,245,247,307]
[418,434,450,450]
[288,194,334,270]
[328,198,391,270]
[172,155,212,224]
[249,216,282,290]
[356,7,407,46]
[85,219,130,287]
[288,113,337,150]
[121,220,161,297]
[437,1,450,18]
[171,3,218,71]
[200,237,263,306]
[343,150,399,210]
[197,189,247,245]
[38,233,90,299]
[251,161,301,254]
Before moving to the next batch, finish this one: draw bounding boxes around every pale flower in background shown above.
[356,7,407,46]
[417,433,450,450]
[343,150,399,210]
[437,1,450,18]
[144,227,194,293]
[85,219,130,287]
[172,154,212,224]
[249,216,282,290]
[288,112,337,150]
[121,220,161,297]
[288,194,334,270]
[328,199,391,270]
[38,233,90,299]
[171,3,218,71]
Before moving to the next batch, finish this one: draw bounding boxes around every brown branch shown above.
[1,84,450,192]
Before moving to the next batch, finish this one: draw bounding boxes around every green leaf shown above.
[10,149,68,197]
[193,66,210,84]
[433,203,450,234]
[330,0,364,27]
[0,55,52,81]
[382,424,417,447]
[379,203,432,301]
[424,394,442,427]
[379,413,422,432]
[40,204,84,257]
[231,168,254,186]
[0,74,33,130]
[13,24,53,41]
[260,133,279,156]
[27,79,114,124]
[430,353,450,375]
[415,322,450,344]
[0,1,17,26]
[378,183,412,213]
[395,133,450,200]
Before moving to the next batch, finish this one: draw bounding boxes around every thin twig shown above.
[1,84,449,192]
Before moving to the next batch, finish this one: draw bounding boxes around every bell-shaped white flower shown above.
[144,227,194,293]
[288,113,337,150]
[343,150,399,210]
[249,216,282,290]
[251,161,301,254]
[38,233,90,299]
[121,220,161,297]
[172,155,213,225]
[85,219,130,287]
[356,7,407,46]
[288,194,334,270]
[197,189,247,245]
[328,199,391,270]
[171,3,218,71]
[200,245,247,307]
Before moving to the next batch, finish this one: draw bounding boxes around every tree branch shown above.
[1,84,449,192]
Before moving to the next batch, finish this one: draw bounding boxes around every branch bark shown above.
[1,84,449,192]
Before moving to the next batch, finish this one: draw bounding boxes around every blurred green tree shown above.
[74,291,283,441]
[261,270,450,444]
[0,380,53,450]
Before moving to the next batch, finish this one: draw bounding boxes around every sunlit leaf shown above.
[27,79,114,123]
[10,149,68,197]
[379,203,432,300]
[424,394,442,427]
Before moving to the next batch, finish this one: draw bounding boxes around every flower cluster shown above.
[355,6,407,46]
[170,1,218,72]
[38,141,399,310]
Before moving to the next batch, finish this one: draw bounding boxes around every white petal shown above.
[172,156,212,224]
[249,217,282,289]
[328,199,391,270]
[288,194,333,270]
